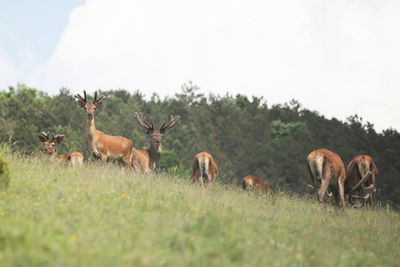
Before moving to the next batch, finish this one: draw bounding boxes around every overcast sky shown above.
[0,0,399,132]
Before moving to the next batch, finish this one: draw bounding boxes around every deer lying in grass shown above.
[192,151,218,186]
[130,112,181,173]
[242,175,268,193]
[39,131,85,166]
[75,90,133,166]
[306,149,346,210]
[345,155,378,207]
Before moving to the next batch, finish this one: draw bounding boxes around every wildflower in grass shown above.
[296,252,303,260]
[264,222,268,227]
[122,193,128,198]
[310,255,316,260]
[69,234,78,241]
[113,231,119,237]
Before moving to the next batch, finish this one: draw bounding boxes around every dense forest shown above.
[1,83,399,206]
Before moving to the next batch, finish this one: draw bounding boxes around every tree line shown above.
[1,83,399,207]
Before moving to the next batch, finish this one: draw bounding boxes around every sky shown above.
[0,0,399,132]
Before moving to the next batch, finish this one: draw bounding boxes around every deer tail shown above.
[203,156,209,178]
[198,155,204,179]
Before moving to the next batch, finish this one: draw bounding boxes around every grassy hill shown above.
[0,150,399,266]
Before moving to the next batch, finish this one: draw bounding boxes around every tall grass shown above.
[0,149,399,266]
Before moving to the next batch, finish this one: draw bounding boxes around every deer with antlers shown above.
[345,155,378,207]
[306,149,346,210]
[242,175,268,193]
[75,91,133,165]
[130,112,181,173]
[39,131,85,166]
[192,151,218,186]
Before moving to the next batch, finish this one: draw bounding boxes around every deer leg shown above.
[368,190,373,207]
[101,154,108,166]
[199,176,204,187]
[338,178,346,211]
[318,178,329,205]
[123,154,131,170]
[207,175,214,188]
[362,184,374,208]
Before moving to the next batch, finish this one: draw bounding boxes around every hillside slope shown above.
[0,151,399,266]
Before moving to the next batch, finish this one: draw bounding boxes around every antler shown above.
[74,90,87,107]
[41,131,50,141]
[134,112,154,133]
[53,133,65,144]
[159,115,181,133]
[93,91,106,107]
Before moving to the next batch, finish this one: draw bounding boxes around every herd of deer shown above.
[38,91,377,210]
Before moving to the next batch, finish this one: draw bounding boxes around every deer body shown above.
[192,151,218,186]
[130,112,180,173]
[345,155,378,207]
[39,132,85,167]
[52,152,85,166]
[75,91,133,165]
[307,149,346,209]
[242,175,268,193]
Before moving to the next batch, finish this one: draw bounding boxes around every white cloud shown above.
[35,0,400,131]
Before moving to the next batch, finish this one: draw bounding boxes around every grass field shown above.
[0,150,399,266]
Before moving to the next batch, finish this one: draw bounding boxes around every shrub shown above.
[0,155,10,189]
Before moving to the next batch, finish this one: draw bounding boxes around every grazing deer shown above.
[130,112,181,173]
[75,91,133,165]
[306,149,346,210]
[242,175,268,193]
[192,152,218,186]
[39,131,85,166]
[345,155,378,207]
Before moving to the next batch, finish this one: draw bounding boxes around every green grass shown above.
[0,150,399,266]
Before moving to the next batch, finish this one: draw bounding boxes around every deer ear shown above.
[54,134,64,144]
[39,136,46,142]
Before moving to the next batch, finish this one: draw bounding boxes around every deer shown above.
[130,112,181,173]
[75,90,133,166]
[306,149,346,210]
[191,151,219,186]
[345,155,378,208]
[39,131,85,166]
[242,175,268,193]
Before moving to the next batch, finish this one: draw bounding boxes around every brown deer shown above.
[192,151,218,186]
[345,155,378,207]
[306,149,346,210]
[242,175,268,193]
[130,112,181,173]
[75,91,133,165]
[39,131,85,166]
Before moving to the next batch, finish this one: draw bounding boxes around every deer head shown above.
[74,90,106,118]
[39,132,64,155]
[134,112,181,149]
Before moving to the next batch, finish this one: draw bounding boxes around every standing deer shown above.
[345,155,378,207]
[39,131,85,166]
[306,149,346,210]
[75,90,133,165]
[242,175,268,193]
[192,151,218,186]
[130,112,181,173]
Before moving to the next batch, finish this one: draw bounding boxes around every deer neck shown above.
[86,116,97,143]
[147,142,162,163]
